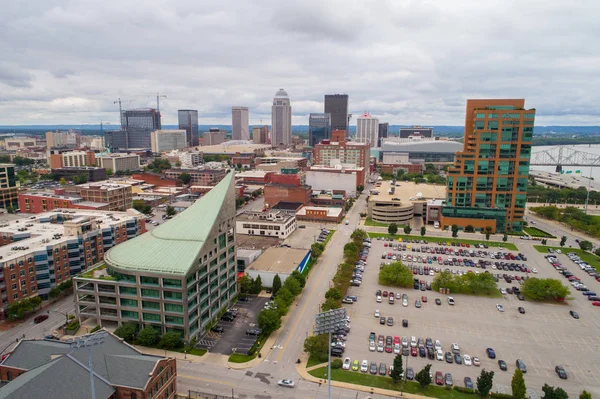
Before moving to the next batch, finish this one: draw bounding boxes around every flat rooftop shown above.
[197,143,270,154]
[297,206,343,217]
[247,247,308,273]
[237,210,295,223]
[0,209,139,263]
[370,180,446,204]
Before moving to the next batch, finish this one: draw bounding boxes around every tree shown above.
[274,287,294,308]
[179,173,192,185]
[343,242,359,263]
[283,276,301,296]
[403,225,412,235]
[114,323,138,343]
[465,225,474,233]
[595,248,600,257]
[48,287,62,301]
[325,287,343,301]
[522,277,570,301]
[560,236,567,247]
[542,384,569,399]
[239,275,253,294]
[420,226,426,237]
[137,326,160,346]
[133,200,152,215]
[415,364,432,388]
[159,331,183,349]
[503,233,508,242]
[105,168,113,176]
[257,308,281,333]
[579,240,593,251]
[304,334,329,362]
[511,369,527,399]
[166,205,176,217]
[580,390,592,399]
[321,297,341,311]
[357,185,364,193]
[485,226,492,240]
[311,242,324,258]
[476,369,494,397]
[290,270,306,288]
[388,223,398,235]
[59,177,67,186]
[272,274,282,295]
[253,275,263,294]
[390,354,404,383]
[541,239,548,245]
[379,262,413,287]
[452,224,459,238]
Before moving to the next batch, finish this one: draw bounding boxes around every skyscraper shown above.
[271,89,292,147]
[252,125,269,144]
[356,112,379,147]
[308,113,331,147]
[378,122,389,147]
[324,94,349,131]
[178,109,199,147]
[232,107,249,141]
[120,108,161,149]
[442,99,535,233]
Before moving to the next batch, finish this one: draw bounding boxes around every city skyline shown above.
[0,2,597,127]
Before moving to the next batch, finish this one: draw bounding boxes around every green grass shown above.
[367,233,518,251]
[534,245,600,272]
[174,347,206,356]
[364,218,405,228]
[229,353,257,363]
[322,229,336,247]
[523,227,556,238]
[308,367,472,399]
[307,354,326,368]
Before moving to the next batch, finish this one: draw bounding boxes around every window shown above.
[131,394,137,399]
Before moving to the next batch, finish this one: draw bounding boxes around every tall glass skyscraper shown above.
[324,94,349,131]
[178,110,199,147]
[442,99,535,233]
[308,113,331,147]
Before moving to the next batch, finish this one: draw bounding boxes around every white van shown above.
[345,220,350,225]
[434,222,440,229]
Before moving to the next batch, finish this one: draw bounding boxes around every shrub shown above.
[137,326,160,347]
[114,323,138,342]
[66,320,80,330]
[90,325,101,333]
[331,359,343,369]
[158,332,184,349]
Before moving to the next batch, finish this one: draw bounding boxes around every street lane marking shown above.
[178,374,236,386]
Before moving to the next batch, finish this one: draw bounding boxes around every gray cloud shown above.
[0,0,598,126]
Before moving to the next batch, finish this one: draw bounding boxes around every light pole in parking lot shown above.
[314,308,348,399]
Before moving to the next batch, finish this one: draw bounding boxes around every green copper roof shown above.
[105,172,234,276]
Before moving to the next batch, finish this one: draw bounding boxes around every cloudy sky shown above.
[1,0,598,126]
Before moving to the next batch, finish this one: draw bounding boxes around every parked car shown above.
[516,359,527,373]
[555,365,568,379]
[406,367,414,380]
[498,360,508,371]
[464,377,474,389]
[486,348,496,359]
[34,315,49,324]
[435,371,444,385]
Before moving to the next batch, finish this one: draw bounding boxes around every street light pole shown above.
[70,331,107,399]
[328,330,332,399]
[314,308,347,399]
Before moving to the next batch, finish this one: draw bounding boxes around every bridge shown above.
[530,146,600,171]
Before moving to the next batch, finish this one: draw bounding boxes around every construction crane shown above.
[155,92,167,114]
[113,98,134,130]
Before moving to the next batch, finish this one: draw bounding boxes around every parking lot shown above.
[197,295,268,355]
[341,237,600,397]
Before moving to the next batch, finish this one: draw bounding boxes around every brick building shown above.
[63,181,133,211]
[312,135,369,183]
[18,192,110,213]
[0,331,176,399]
[264,184,311,208]
[132,172,181,187]
[164,168,227,186]
[296,206,343,223]
[231,153,254,169]
[379,163,423,175]
[49,150,96,169]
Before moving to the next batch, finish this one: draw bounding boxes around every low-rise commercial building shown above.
[313,137,369,183]
[49,150,96,169]
[306,166,364,197]
[245,247,311,287]
[367,180,446,224]
[18,191,109,213]
[0,209,145,317]
[236,211,296,239]
[51,166,108,182]
[164,168,227,186]
[379,138,462,168]
[97,154,141,173]
[264,184,311,209]
[74,173,237,341]
[0,331,176,399]
[64,181,133,211]
[296,206,343,223]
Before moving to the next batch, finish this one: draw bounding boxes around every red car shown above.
[435,371,444,385]
[382,291,388,297]
[411,347,418,356]
[34,315,49,324]
[393,336,400,345]
[592,302,600,307]
[421,296,428,303]
[384,243,388,247]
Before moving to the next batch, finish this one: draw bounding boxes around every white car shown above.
[402,298,408,307]
[410,336,417,347]
[531,221,536,224]
[369,341,376,351]
[451,343,460,353]
[278,379,295,388]
[532,268,538,273]
[393,344,400,354]
[377,342,384,352]
[556,249,562,254]
[395,293,401,299]
[342,357,351,370]
[500,288,507,295]
[434,340,442,351]
[374,309,380,317]
[436,350,444,360]
[463,354,472,366]
[496,304,504,312]
[376,296,382,303]
[360,359,369,372]
[448,297,455,305]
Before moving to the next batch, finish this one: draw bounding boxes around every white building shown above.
[150,129,187,153]
[306,168,358,197]
[97,154,140,173]
[236,210,297,239]
[356,112,379,148]
[271,89,292,147]
[232,106,249,141]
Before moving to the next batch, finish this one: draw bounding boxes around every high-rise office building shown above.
[442,99,535,233]
[324,94,349,131]
[232,107,249,141]
[252,125,269,144]
[271,89,292,147]
[378,122,389,147]
[0,164,18,211]
[45,130,80,149]
[178,110,199,147]
[202,128,226,146]
[118,109,161,149]
[356,112,379,148]
[308,113,332,147]
[150,130,188,153]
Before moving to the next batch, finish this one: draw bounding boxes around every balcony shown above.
[78,294,96,304]
[77,282,95,292]
[99,308,118,318]
[79,305,97,316]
